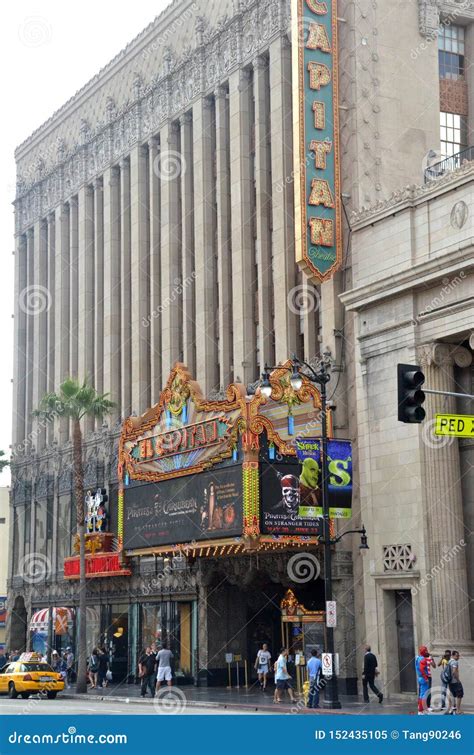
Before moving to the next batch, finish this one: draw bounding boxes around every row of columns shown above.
[419,343,472,647]
[13,38,320,451]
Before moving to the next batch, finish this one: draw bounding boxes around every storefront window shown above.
[140,601,196,682]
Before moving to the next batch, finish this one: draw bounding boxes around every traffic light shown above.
[397,364,426,423]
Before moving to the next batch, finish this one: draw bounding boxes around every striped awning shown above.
[30,607,75,632]
[30,606,101,632]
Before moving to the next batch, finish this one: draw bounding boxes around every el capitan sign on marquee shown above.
[292,0,342,282]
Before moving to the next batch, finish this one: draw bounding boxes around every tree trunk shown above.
[73,419,87,694]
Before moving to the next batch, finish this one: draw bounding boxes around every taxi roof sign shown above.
[435,414,474,438]
[18,652,44,662]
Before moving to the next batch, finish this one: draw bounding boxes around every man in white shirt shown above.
[155,644,174,690]
[254,643,272,690]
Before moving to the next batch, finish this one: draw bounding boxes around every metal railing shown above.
[424,146,474,183]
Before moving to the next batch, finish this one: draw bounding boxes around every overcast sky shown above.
[0,0,171,486]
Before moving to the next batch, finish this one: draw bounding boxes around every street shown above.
[0,697,276,715]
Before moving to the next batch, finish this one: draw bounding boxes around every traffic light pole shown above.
[319,374,341,709]
[423,389,474,400]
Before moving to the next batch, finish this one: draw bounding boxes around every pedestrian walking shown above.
[138,646,157,698]
[307,649,322,709]
[362,645,383,704]
[415,645,431,714]
[98,647,109,688]
[65,647,75,687]
[446,650,464,715]
[88,648,99,689]
[438,650,451,711]
[0,648,7,671]
[155,644,173,690]
[254,643,272,690]
[274,648,295,704]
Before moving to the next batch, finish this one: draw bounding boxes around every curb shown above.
[60,692,350,714]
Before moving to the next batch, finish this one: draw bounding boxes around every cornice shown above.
[349,161,474,230]
[340,243,474,312]
[14,0,288,233]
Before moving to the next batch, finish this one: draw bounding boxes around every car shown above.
[0,655,65,699]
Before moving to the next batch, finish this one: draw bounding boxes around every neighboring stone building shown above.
[341,164,474,697]
[8,0,473,697]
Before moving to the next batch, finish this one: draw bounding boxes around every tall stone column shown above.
[77,186,94,382]
[253,56,274,373]
[214,86,233,388]
[269,36,297,363]
[69,196,79,379]
[24,229,35,444]
[54,204,70,442]
[46,214,55,445]
[160,122,181,383]
[193,97,217,393]
[419,342,472,647]
[94,179,104,405]
[130,145,150,414]
[13,232,27,448]
[103,166,121,421]
[148,138,162,404]
[32,219,48,450]
[120,158,132,418]
[229,68,255,386]
[180,112,196,378]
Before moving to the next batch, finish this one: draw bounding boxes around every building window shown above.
[438,24,465,79]
[440,112,467,157]
[0,517,5,524]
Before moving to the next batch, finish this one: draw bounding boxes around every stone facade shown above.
[9,0,474,698]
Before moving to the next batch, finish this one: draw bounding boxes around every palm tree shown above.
[0,450,9,473]
[34,378,115,694]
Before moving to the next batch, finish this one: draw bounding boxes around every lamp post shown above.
[260,354,342,707]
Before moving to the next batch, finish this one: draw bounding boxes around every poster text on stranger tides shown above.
[292,0,342,282]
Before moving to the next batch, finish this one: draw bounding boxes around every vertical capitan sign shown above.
[292,0,342,282]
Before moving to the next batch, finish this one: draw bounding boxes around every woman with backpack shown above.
[88,648,99,689]
[438,650,451,711]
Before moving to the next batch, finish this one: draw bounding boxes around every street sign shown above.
[321,653,333,677]
[326,600,337,628]
[435,414,474,438]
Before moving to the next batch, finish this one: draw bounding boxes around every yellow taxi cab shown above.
[0,653,65,699]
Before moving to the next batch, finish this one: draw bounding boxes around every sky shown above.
[0,0,172,486]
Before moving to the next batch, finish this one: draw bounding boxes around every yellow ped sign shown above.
[435,414,474,438]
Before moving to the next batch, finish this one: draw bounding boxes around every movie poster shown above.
[260,439,352,535]
[123,464,242,549]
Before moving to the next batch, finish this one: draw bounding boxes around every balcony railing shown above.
[424,146,474,183]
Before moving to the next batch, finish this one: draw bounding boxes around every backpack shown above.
[440,663,452,685]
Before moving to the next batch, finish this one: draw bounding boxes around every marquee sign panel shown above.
[292,0,342,282]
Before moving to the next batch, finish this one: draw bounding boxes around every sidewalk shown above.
[63,681,472,715]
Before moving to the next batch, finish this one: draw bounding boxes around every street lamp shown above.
[259,353,342,708]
